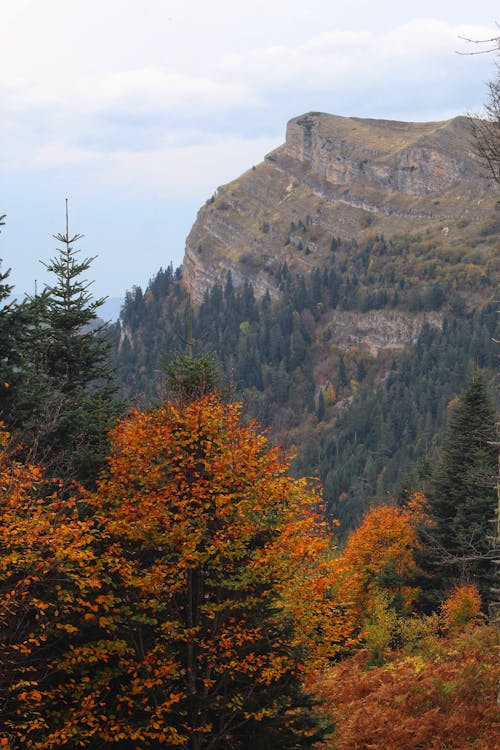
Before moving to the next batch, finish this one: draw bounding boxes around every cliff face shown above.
[282,114,476,196]
[321,309,444,357]
[183,112,497,304]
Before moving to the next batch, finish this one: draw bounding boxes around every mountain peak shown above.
[183,112,497,303]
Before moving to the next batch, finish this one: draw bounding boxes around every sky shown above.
[1,0,498,311]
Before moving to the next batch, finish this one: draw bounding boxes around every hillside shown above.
[113,112,499,531]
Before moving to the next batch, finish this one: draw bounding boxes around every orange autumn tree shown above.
[0,424,112,747]
[441,583,483,632]
[93,394,333,748]
[24,394,332,749]
[339,494,429,631]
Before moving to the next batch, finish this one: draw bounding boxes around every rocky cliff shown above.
[183,112,497,304]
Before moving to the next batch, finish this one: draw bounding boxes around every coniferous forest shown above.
[0,183,499,749]
[111,258,498,532]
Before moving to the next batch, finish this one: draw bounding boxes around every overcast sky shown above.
[1,0,498,307]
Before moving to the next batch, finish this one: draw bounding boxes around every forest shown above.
[112,250,498,532]
[0,205,499,749]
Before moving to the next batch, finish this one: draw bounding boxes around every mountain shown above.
[113,113,499,532]
[183,112,498,305]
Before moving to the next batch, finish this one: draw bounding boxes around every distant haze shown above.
[99,297,124,324]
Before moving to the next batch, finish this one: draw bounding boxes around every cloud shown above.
[221,19,497,91]
[3,69,255,118]
[82,133,282,198]
[0,15,497,191]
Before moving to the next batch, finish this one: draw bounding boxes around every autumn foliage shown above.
[311,622,500,750]
[0,424,106,746]
[441,583,483,632]
[0,399,337,748]
[338,494,428,627]
[0,401,498,749]
[306,501,499,750]
[88,395,332,747]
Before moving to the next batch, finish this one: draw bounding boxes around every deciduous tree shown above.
[0,424,109,748]
[1,397,334,748]
[86,395,329,748]
[467,36,500,184]
[339,494,428,628]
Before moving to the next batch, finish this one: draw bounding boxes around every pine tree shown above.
[425,372,498,602]
[317,389,326,422]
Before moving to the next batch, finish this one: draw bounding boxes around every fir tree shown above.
[19,202,119,485]
[41,203,110,393]
[337,356,348,389]
[317,390,326,422]
[425,372,498,602]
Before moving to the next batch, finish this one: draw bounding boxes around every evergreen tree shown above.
[337,356,348,389]
[19,202,119,485]
[317,390,326,422]
[41,205,110,392]
[425,372,498,602]
[0,216,33,425]
[164,351,223,403]
[0,214,15,396]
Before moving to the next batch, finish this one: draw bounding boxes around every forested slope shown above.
[112,245,498,531]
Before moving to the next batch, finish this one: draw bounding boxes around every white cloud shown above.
[3,69,255,117]
[31,143,101,168]
[1,16,496,176]
[220,20,498,91]
[85,134,282,198]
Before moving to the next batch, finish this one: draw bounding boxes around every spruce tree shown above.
[20,202,119,485]
[425,371,498,602]
[41,205,109,393]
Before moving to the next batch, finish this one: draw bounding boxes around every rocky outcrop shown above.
[323,309,443,356]
[281,114,478,196]
[183,112,496,304]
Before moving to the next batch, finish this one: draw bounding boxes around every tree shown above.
[0,215,15,395]
[0,423,108,748]
[339,495,428,629]
[425,372,498,601]
[89,395,328,748]
[1,396,332,748]
[465,39,500,620]
[0,216,27,422]
[0,219,50,443]
[16,202,118,485]
[466,35,500,184]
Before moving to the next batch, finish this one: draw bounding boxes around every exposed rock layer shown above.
[183,112,496,304]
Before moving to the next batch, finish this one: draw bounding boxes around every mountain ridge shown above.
[183,112,498,304]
